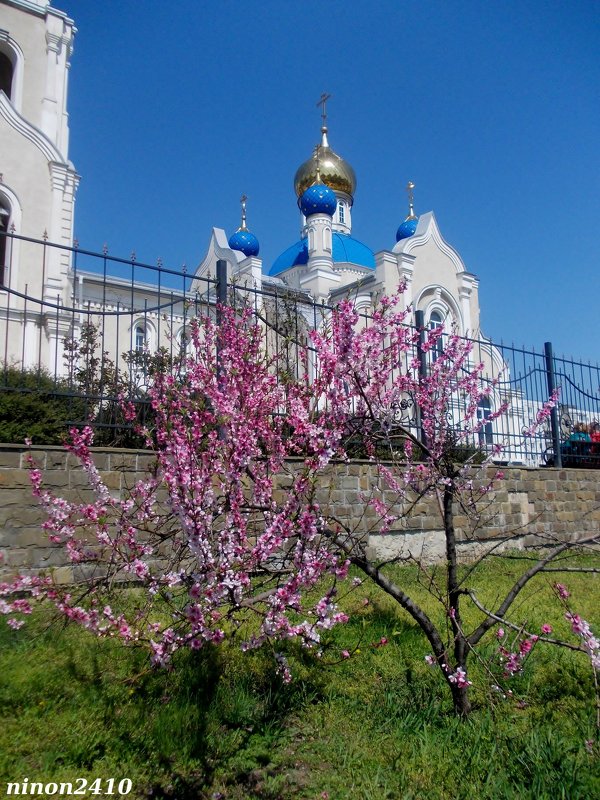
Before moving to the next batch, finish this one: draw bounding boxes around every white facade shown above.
[0,0,78,371]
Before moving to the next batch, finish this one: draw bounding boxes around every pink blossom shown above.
[541,623,552,634]
[448,667,472,688]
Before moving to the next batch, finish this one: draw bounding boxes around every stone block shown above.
[45,450,67,470]
[137,455,158,473]
[4,547,33,566]
[12,528,47,547]
[51,566,74,584]
[0,451,24,468]
[109,454,138,472]
[101,471,123,491]
[40,472,70,487]
[70,471,93,488]
[66,453,86,470]
[0,470,36,488]
[32,547,69,568]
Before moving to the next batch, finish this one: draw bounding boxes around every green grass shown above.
[1,558,599,799]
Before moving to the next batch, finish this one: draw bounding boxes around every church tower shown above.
[0,0,78,370]
[270,95,375,295]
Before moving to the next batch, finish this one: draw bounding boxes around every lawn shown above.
[1,558,599,799]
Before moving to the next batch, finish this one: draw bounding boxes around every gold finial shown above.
[239,194,248,231]
[316,92,331,147]
[406,181,417,220]
[313,144,322,183]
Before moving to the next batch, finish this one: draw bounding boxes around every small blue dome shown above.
[396,217,418,242]
[229,229,260,257]
[299,183,337,217]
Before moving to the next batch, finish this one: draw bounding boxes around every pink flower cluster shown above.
[566,613,600,671]
[497,627,542,678]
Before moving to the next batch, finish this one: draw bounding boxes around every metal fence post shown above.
[544,341,562,469]
[415,310,428,446]
[216,259,228,440]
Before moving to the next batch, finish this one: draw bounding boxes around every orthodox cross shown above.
[316,93,331,129]
[240,194,247,230]
[406,181,416,218]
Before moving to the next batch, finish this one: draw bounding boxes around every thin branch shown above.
[467,590,587,654]
[468,533,600,648]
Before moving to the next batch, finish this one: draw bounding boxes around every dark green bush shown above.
[0,366,87,445]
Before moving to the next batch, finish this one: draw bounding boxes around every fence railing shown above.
[1,230,599,464]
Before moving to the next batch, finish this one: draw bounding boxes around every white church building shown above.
[1,0,541,462]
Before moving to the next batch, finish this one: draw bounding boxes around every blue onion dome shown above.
[299,182,337,217]
[396,216,418,242]
[229,194,259,257]
[396,180,418,242]
[229,228,259,257]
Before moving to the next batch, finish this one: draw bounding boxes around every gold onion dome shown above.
[294,126,357,199]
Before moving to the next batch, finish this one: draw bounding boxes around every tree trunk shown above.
[450,682,472,717]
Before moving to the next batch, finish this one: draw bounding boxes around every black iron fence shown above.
[1,230,599,465]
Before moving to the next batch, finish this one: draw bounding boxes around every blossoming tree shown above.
[2,292,599,718]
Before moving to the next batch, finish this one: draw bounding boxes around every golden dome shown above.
[294,127,357,199]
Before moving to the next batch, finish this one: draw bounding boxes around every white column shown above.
[300,214,340,300]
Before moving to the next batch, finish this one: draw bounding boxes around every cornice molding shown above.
[0,91,65,163]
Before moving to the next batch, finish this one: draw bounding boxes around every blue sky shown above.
[65,0,599,361]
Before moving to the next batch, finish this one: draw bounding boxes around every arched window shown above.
[134,324,147,353]
[338,201,345,224]
[0,51,13,100]
[477,396,493,446]
[429,311,445,362]
[0,198,10,287]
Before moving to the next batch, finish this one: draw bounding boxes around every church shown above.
[197,97,484,347]
[1,0,522,457]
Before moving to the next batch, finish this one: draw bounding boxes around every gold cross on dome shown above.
[316,93,331,128]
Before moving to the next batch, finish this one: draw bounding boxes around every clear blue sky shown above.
[65,0,599,361]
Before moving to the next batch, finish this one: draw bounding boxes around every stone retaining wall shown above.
[1,445,599,580]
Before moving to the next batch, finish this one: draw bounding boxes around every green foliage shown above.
[64,320,182,448]
[0,367,86,445]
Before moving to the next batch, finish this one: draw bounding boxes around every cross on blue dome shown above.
[228,194,260,257]
[396,180,419,242]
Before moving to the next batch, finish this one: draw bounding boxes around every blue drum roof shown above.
[270,233,375,276]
